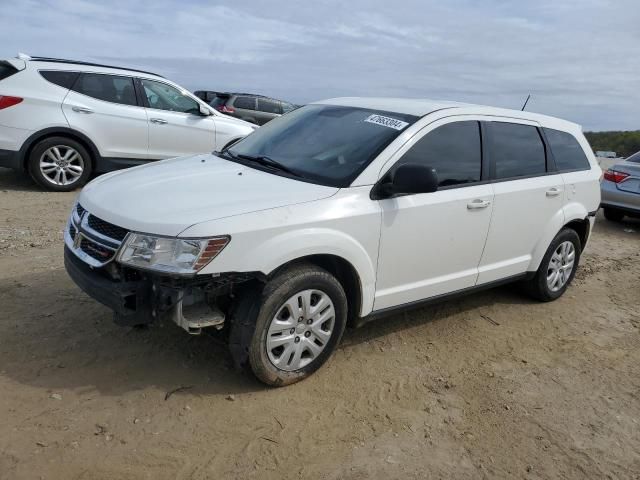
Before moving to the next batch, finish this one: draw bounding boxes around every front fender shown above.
[201,227,377,317]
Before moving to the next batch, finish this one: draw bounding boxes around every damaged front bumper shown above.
[64,246,254,334]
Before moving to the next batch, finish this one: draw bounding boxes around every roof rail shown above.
[27,56,164,78]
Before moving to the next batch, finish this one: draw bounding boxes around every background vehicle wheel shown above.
[603,207,625,222]
[28,136,92,191]
[524,228,581,302]
[247,263,348,386]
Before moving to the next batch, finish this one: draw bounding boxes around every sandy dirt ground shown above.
[1,167,639,480]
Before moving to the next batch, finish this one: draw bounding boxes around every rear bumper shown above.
[601,180,640,213]
[0,149,20,170]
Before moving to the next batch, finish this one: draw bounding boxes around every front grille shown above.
[80,238,115,262]
[87,215,128,241]
[66,204,129,267]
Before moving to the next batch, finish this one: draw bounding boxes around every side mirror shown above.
[199,104,212,116]
[372,163,438,200]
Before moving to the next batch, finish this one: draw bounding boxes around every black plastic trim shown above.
[0,149,20,170]
[357,272,534,326]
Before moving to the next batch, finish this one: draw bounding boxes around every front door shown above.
[374,120,493,310]
[139,78,216,159]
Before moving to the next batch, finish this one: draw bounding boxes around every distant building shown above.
[595,151,617,158]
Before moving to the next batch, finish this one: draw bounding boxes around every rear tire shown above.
[603,207,625,222]
[243,263,348,386]
[28,136,92,191]
[524,228,581,302]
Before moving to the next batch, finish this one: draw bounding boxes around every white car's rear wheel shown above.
[525,228,581,302]
[28,136,92,191]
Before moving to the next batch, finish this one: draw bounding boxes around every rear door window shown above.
[40,71,80,89]
[544,128,590,171]
[233,96,256,110]
[72,73,137,106]
[395,121,482,188]
[257,98,281,114]
[488,122,546,179]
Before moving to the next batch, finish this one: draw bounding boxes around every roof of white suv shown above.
[315,97,581,132]
[14,54,164,80]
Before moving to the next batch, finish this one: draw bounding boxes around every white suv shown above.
[0,54,256,191]
[64,97,601,386]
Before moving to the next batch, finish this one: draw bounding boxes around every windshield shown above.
[226,104,418,187]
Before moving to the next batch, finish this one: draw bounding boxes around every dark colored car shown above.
[201,92,298,125]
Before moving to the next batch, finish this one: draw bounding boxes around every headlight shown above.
[117,234,230,275]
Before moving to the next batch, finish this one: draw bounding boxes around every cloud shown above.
[0,0,638,130]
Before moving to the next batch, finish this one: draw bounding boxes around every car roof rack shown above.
[27,56,164,78]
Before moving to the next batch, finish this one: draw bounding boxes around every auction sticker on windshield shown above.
[364,114,409,130]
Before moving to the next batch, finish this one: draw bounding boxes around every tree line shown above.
[584,131,640,158]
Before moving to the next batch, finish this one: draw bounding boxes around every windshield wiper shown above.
[235,153,302,178]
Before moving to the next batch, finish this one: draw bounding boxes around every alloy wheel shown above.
[39,145,85,186]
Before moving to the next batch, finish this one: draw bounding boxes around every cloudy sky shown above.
[1,0,638,130]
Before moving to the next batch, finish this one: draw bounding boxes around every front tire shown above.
[247,263,348,386]
[524,228,581,302]
[28,136,92,191]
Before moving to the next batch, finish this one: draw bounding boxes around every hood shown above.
[79,154,338,236]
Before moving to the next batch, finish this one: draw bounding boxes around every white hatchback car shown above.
[64,97,601,386]
[0,54,256,191]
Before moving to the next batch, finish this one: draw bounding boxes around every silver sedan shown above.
[601,151,640,221]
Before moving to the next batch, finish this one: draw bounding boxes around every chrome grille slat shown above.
[65,204,129,267]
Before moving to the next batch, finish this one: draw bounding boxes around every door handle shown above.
[546,187,563,197]
[467,199,491,210]
[71,106,93,114]
[150,118,168,124]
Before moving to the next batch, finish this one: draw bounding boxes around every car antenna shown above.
[521,94,531,111]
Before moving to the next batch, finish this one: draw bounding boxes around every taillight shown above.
[221,105,235,114]
[603,169,629,183]
[0,96,23,110]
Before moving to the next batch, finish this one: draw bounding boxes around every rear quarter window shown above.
[544,128,591,171]
[39,70,80,89]
[626,151,640,163]
[0,62,18,81]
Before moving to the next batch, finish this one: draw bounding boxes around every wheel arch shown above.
[270,254,364,327]
[18,127,100,172]
[528,204,591,272]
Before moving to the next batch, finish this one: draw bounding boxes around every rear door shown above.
[256,98,281,125]
[477,120,564,284]
[139,78,216,159]
[231,96,258,124]
[62,73,148,159]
